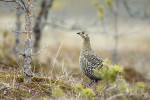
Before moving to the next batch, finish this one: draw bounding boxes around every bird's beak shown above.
[76,32,80,34]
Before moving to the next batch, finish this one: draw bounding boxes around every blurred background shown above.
[0,0,150,82]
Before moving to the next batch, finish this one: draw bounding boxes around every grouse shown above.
[77,31,103,84]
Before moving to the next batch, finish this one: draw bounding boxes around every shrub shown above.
[94,59,124,83]
[75,83,95,100]
[52,86,65,97]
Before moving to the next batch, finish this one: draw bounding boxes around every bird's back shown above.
[79,51,103,81]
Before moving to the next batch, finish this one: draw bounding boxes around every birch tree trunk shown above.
[14,5,21,59]
[23,0,33,83]
[33,0,54,52]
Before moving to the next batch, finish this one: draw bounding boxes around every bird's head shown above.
[76,31,89,40]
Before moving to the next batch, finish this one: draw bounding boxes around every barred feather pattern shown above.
[77,32,104,82]
[79,52,103,81]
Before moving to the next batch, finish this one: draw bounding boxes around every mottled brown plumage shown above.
[77,31,103,83]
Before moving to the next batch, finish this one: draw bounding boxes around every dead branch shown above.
[12,30,28,34]
[32,43,49,56]
[0,0,26,10]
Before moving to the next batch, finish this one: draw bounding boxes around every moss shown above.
[23,83,52,96]
[0,70,22,83]
[1,83,52,99]
[9,88,31,98]
[32,77,74,92]
[0,70,74,94]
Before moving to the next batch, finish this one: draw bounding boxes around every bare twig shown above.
[20,0,27,10]
[15,43,49,57]
[12,30,27,34]
[0,0,26,10]
[15,46,25,57]
[0,0,15,2]
[18,52,25,57]
[32,43,49,56]
[51,41,63,75]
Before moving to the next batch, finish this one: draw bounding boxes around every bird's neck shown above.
[82,38,93,53]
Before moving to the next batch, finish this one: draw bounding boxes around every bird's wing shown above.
[84,54,103,70]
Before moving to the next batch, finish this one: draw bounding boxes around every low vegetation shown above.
[0,57,149,99]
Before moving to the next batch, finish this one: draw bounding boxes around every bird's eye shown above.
[82,31,85,34]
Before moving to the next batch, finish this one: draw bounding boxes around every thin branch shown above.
[15,42,49,57]
[0,0,15,2]
[15,46,25,57]
[32,43,49,56]
[12,30,27,34]
[0,0,26,10]
[51,41,63,75]
[18,52,25,57]
[20,0,27,10]
[12,30,34,34]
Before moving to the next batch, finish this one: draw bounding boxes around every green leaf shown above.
[93,0,99,6]
[98,5,104,13]
[106,0,113,7]
[97,12,104,20]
